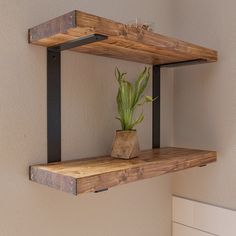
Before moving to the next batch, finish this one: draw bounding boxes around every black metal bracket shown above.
[48,34,108,52]
[47,33,161,163]
[160,59,207,68]
[94,188,109,193]
[199,164,207,167]
[153,65,160,148]
[47,49,61,163]
[47,34,107,163]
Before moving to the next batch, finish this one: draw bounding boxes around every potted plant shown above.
[111,67,155,159]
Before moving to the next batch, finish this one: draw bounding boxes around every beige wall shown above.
[172,0,236,210]
[0,0,174,235]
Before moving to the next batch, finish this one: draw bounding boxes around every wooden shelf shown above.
[28,10,217,65]
[30,147,216,195]
[28,11,218,196]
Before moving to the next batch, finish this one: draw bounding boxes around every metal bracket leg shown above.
[46,34,108,163]
[47,49,61,163]
[153,65,161,148]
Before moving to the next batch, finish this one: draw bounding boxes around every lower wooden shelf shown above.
[30,147,216,195]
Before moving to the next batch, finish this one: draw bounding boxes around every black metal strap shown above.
[48,34,108,52]
[47,34,108,163]
[160,59,206,68]
[153,65,161,148]
[47,49,61,163]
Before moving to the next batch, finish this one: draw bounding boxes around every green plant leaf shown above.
[130,113,144,129]
[115,67,154,130]
[132,67,150,108]
[145,95,154,102]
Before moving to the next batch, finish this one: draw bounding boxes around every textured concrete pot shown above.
[111,130,140,159]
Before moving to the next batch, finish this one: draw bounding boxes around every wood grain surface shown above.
[30,147,217,195]
[28,10,217,65]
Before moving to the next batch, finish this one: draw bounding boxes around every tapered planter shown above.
[111,130,140,159]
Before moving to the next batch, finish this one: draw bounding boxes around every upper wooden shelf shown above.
[30,147,216,195]
[28,10,217,66]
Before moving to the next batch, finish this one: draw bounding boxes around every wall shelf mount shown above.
[28,10,217,195]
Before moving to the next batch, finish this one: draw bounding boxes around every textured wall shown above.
[172,0,236,210]
[0,0,174,235]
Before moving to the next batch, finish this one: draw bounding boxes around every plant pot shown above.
[111,130,140,159]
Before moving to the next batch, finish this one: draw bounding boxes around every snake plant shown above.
[115,67,155,130]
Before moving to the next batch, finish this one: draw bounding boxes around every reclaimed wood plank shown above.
[28,10,217,65]
[30,147,217,195]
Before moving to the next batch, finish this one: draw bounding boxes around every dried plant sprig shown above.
[126,18,153,32]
